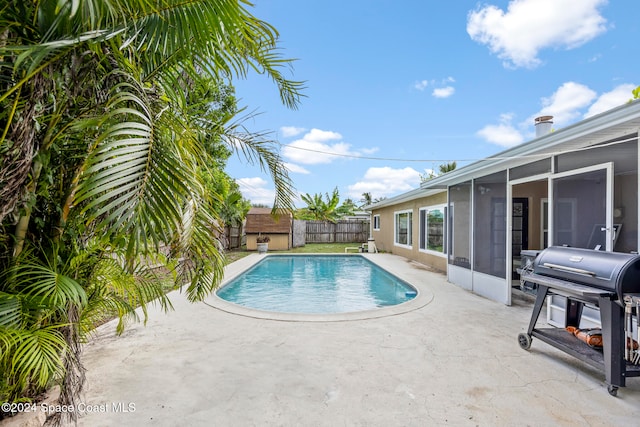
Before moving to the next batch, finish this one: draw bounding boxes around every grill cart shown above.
[518,246,640,396]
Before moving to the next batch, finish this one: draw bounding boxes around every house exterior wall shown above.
[368,103,640,306]
[371,191,448,272]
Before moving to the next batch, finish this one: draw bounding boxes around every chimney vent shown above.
[535,115,553,138]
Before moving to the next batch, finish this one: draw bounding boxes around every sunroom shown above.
[420,101,640,306]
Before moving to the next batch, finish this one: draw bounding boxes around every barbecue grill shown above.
[518,246,640,396]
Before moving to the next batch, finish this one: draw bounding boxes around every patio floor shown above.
[77,253,640,426]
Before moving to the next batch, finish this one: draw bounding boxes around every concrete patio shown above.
[76,253,640,426]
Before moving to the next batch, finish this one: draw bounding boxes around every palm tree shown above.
[300,187,341,222]
[439,161,457,175]
[361,192,373,207]
[0,0,303,417]
[360,192,385,207]
[420,162,457,183]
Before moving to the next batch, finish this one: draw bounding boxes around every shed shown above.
[244,208,293,251]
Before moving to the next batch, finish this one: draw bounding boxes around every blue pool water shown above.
[216,255,417,314]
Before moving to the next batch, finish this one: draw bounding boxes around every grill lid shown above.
[532,246,640,302]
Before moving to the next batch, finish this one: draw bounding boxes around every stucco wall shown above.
[371,191,448,272]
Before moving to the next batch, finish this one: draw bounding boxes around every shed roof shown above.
[245,208,292,234]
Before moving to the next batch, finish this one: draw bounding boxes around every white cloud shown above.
[305,128,342,142]
[415,77,456,97]
[347,167,422,199]
[477,124,524,147]
[414,80,429,91]
[467,0,608,68]
[432,86,455,98]
[284,162,310,174]
[584,83,637,118]
[280,126,306,137]
[476,113,525,147]
[361,147,380,155]
[282,128,376,165]
[530,81,597,125]
[236,177,275,206]
[478,82,637,147]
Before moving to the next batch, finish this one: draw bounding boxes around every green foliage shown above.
[420,161,457,183]
[0,240,174,403]
[335,198,357,217]
[360,192,373,207]
[0,0,303,414]
[439,161,457,174]
[0,326,68,402]
[299,187,341,222]
[359,192,386,207]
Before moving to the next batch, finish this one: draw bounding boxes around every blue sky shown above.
[225,0,638,207]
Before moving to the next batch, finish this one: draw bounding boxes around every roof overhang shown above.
[364,187,445,210]
[421,100,640,189]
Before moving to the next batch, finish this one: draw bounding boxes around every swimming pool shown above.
[216,255,417,315]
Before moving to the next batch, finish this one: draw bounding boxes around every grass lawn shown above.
[224,243,367,264]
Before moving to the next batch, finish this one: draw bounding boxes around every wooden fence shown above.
[305,220,370,243]
[226,225,243,249]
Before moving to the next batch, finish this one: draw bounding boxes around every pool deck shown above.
[76,253,640,426]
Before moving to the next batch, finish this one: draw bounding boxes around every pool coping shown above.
[204,253,434,322]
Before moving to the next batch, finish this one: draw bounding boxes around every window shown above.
[394,210,412,247]
[419,206,447,255]
[373,215,380,230]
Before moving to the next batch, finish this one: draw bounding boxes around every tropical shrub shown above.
[0,0,302,422]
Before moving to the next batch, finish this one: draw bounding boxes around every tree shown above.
[299,187,341,222]
[0,0,303,418]
[360,192,386,207]
[439,161,457,174]
[420,162,457,183]
[208,173,251,250]
[336,198,357,218]
[361,192,373,207]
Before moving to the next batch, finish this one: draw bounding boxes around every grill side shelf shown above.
[521,272,613,299]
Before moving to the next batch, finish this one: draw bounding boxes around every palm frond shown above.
[2,247,88,309]
[73,80,193,254]
[80,254,173,337]
[2,325,68,391]
[119,0,305,109]
[172,197,226,302]
[0,293,23,328]
[222,114,297,212]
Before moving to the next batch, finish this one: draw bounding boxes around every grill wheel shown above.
[517,333,532,350]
